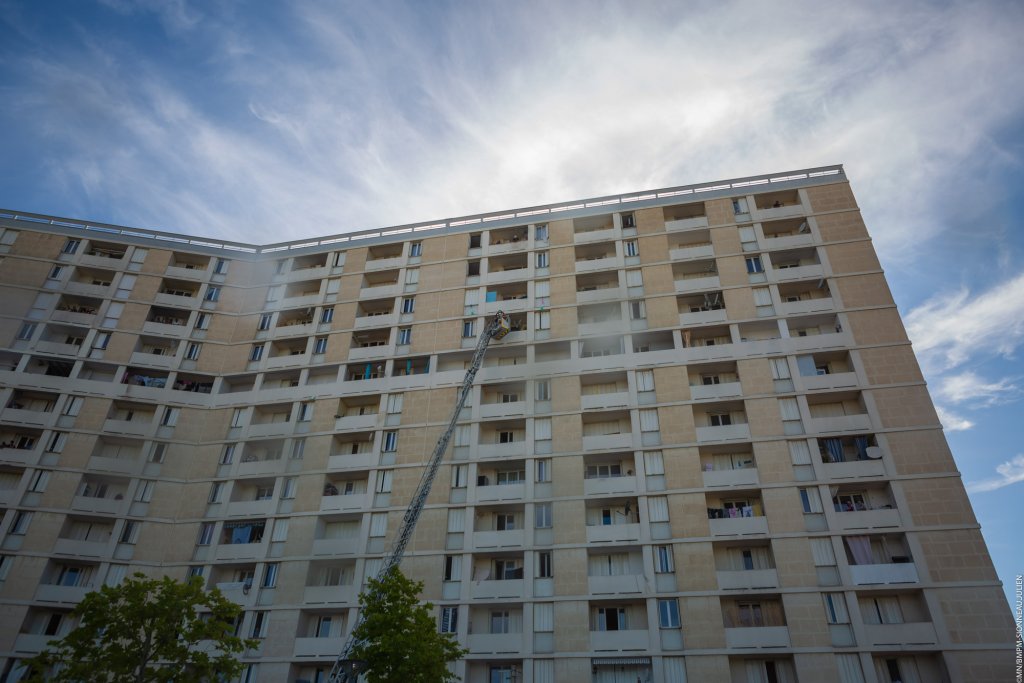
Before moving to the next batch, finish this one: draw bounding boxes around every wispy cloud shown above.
[966,454,1024,493]
[935,371,1021,407]
[935,405,975,432]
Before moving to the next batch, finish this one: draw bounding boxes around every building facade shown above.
[0,165,1014,682]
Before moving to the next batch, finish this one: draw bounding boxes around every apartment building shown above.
[0,165,1014,683]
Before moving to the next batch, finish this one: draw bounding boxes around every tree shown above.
[23,573,257,682]
[348,566,467,683]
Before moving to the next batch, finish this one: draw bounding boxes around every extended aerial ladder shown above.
[328,311,512,683]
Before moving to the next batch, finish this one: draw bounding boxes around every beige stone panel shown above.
[444,234,472,261]
[634,207,664,235]
[772,537,818,588]
[117,302,150,333]
[783,592,831,647]
[552,455,583,497]
[552,414,581,453]
[834,273,895,309]
[643,294,677,328]
[806,183,859,213]
[268,561,306,606]
[0,556,46,601]
[887,429,957,475]
[547,219,573,246]
[550,306,577,339]
[418,234,446,263]
[282,515,317,557]
[746,397,784,437]
[917,528,998,582]
[331,301,357,329]
[342,246,367,273]
[183,406,230,443]
[237,286,268,315]
[935,586,1015,644]
[291,474,326,513]
[663,447,702,489]
[553,603,590,652]
[638,234,668,265]
[400,388,433,425]
[715,254,748,287]
[815,211,869,242]
[705,198,734,227]
[196,343,241,374]
[1,259,49,287]
[723,287,755,319]
[901,476,978,526]
[222,314,256,343]
[553,500,585,544]
[337,273,363,302]
[0,604,30,649]
[549,275,576,306]
[9,231,65,258]
[419,262,456,291]
[654,366,691,403]
[38,470,79,509]
[845,308,909,346]
[668,492,709,538]
[641,263,675,295]
[412,291,443,323]
[402,554,442,601]
[324,331,353,363]
[130,274,161,301]
[872,385,939,428]
[0,318,20,347]
[659,405,696,446]
[762,486,804,534]
[304,435,331,470]
[555,659,592,682]
[553,547,587,595]
[738,358,774,395]
[680,597,725,648]
[142,521,197,563]
[753,440,794,484]
[549,245,575,276]
[682,656,730,683]
[551,376,580,413]
[793,653,839,683]
[858,345,923,385]
[710,225,741,255]
[19,511,63,553]
[407,321,437,354]
[408,508,448,553]
[58,434,95,470]
[823,240,881,274]
[947,650,1018,683]
[397,426,443,466]
[675,541,716,591]
[1,287,36,321]
[214,286,246,315]
[75,396,113,431]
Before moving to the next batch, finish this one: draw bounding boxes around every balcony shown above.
[467,632,525,654]
[582,433,633,452]
[590,629,650,652]
[696,423,751,442]
[807,414,872,433]
[70,495,124,515]
[690,381,742,401]
[586,523,640,543]
[756,203,805,220]
[762,233,814,250]
[328,452,377,470]
[294,636,346,658]
[247,421,293,439]
[702,468,758,488]
[53,538,109,557]
[863,621,938,647]
[669,243,714,261]
[665,215,709,231]
[833,508,901,531]
[304,584,356,604]
[311,538,360,557]
[581,391,630,410]
[717,569,779,590]
[801,372,859,391]
[472,529,524,549]
[779,297,834,316]
[675,275,721,294]
[680,309,728,326]
[364,256,404,271]
[142,320,189,337]
[476,483,525,503]
[771,263,823,282]
[320,493,370,513]
[347,344,392,362]
[129,351,177,369]
[359,283,401,300]
[849,562,919,585]
[479,401,526,420]
[584,475,637,496]
[355,312,397,329]
[577,286,623,304]
[724,625,790,648]
[102,418,153,437]
[588,574,644,595]
[821,459,886,479]
[13,633,56,654]
[1,408,52,427]
[334,413,377,431]
[574,256,618,273]
[480,441,527,459]
[34,340,83,356]
[237,457,285,476]
[214,541,267,561]
[65,280,111,297]
[51,309,96,325]
[708,516,768,537]
[35,583,92,603]
[215,581,256,607]
[225,499,276,517]
[469,578,524,600]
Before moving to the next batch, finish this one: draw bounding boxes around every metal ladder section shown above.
[328,312,511,682]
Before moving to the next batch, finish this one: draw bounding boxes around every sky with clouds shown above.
[1,0,1022,602]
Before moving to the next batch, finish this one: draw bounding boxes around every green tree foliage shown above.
[23,573,257,682]
[349,566,467,683]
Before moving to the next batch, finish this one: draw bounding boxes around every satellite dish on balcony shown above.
[865,446,883,460]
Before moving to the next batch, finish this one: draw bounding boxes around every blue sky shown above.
[1,1,1022,603]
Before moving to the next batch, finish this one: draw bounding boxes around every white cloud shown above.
[904,274,1024,374]
[966,454,1024,493]
[935,371,1020,406]
[935,405,975,432]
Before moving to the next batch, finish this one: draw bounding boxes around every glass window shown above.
[658,599,681,628]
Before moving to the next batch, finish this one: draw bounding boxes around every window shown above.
[197,522,215,546]
[10,511,32,535]
[535,458,551,482]
[409,241,422,257]
[658,599,681,628]
[134,480,155,503]
[62,238,81,254]
[732,197,749,214]
[298,402,313,422]
[745,256,764,273]
[440,606,458,633]
[160,407,179,427]
[27,470,50,493]
[119,520,139,544]
[45,432,67,454]
[537,551,552,578]
[149,443,166,463]
[375,470,393,494]
[281,477,297,499]
[823,593,849,624]
[498,431,514,444]
[535,503,552,528]
[534,280,550,307]
[204,286,220,302]
[221,443,237,464]
[535,380,551,402]
[320,307,334,323]
[467,260,480,276]
[469,233,481,249]
[639,408,660,432]
[397,327,411,345]
[369,513,388,537]
[648,496,670,523]
[383,431,398,452]
[709,412,732,427]
[654,545,675,573]
[535,251,549,268]
[262,563,279,588]
[622,212,636,228]
[214,258,228,275]
[534,224,548,241]
[208,482,224,503]
[799,487,823,513]
[258,313,272,331]
[451,464,468,488]
[194,313,210,330]
[401,297,415,314]
[16,322,36,340]
[313,337,328,354]
[443,554,462,581]
[249,344,264,361]
[185,342,201,361]
[629,300,646,320]
[48,265,64,280]
[462,320,475,338]
[405,268,419,285]
[250,611,268,638]
[535,310,550,330]
[624,240,639,257]
[644,451,665,475]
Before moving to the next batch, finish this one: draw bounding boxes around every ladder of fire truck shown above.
[328,311,511,683]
